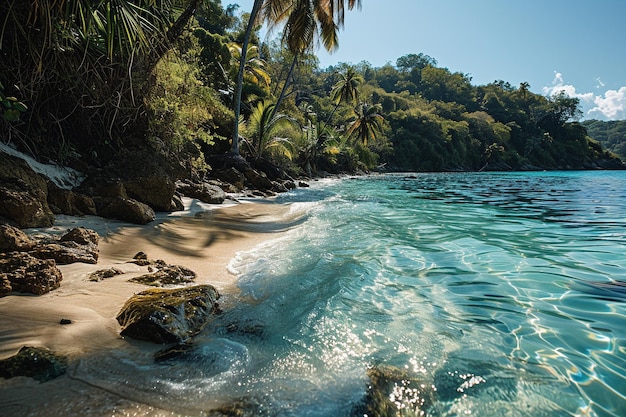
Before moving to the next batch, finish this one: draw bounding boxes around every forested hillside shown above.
[583,120,626,160]
[1,0,623,178]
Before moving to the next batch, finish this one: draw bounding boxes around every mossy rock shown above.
[116,285,220,344]
[0,346,68,382]
[129,264,196,286]
[352,364,435,417]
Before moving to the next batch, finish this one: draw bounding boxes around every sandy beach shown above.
[0,198,301,416]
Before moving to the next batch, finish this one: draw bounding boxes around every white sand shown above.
[0,198,301,416]
[0,199,298,359]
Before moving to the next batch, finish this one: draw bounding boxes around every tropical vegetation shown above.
[0,0,622,181]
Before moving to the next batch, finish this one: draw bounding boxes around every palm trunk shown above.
[270,53,298,120]
[231,0,264,155]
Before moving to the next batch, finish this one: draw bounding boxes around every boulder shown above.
[109,150,179,212]
[124,174,177,212]
[31,241,98,265]
[47,181,96,216]
[116,285,220,344]
[0,151,76,225]
[243,167,274,191]
[0,180,54,228]
[176,180,226,204]
[216,167,246,191]
[60,227,99,246]
[0,223,34,252]
[0,346,68,382]
[77,176,128,199]
[97,197,156,225]
[0,252,63,296]
[30,227,99,265]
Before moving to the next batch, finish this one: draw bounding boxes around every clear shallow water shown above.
[80,172,626,416]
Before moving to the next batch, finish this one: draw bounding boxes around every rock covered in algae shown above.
[116,285,220,344]
[0,346,68,382]
[129,263,197,286]
[351,364,435,417]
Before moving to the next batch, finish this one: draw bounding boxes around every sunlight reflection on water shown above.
[58,172,626,416]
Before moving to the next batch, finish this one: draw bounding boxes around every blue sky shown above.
[234,1,626,120]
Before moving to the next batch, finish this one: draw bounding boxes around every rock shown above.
[298,181,310,188]
[129,264,197,286]
[171,193,185,211]
[98,197,156,225]
[216,167,246,191]
[28,227,99,265]
[432,356,517,402]
[0,181,55,228]
[77,176,128,199]
[60,227,99,246]
[0,223,34,252]
[116,285,221,344]
[205,398,263,417]
[74,192,97,215]
[112,150,178,212]
[0,152,48,191]
[88,267,124,282]
[124,174,176,212]
[283,180,296,190]
[243,168,274,191]
[31,242,98,264]
[176,180,226,204]
[0,346,68,382]
[0,276,11,296]
[47,181,96,216]
[0,252,63,296]
[351,364,435,417]
[272,181,289,193]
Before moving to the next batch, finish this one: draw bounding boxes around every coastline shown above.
[0,197,299,415]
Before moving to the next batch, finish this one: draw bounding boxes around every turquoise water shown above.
[83,171,626,416]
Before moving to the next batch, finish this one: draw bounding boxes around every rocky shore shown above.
[0,145,425,416]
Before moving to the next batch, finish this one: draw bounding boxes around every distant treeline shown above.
[582,120,626,160]
[1,0,622,175]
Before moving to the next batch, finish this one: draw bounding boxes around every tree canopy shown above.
[0,0,622,177]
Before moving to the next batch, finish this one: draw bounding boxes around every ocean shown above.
[78,171,626,416]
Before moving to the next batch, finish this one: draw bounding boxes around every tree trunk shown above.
[270,53,298,120]
[231,0,264,155]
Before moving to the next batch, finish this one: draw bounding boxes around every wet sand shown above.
[0,198,300,416]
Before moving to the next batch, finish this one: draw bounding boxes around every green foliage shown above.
[241,100,297,160]
[145,47,233,154]
[0,82,27,122]
[583,119,626,160]
[193,28,232,91]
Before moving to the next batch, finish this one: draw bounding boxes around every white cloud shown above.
[587,87,626,120]
[542,71,594,102]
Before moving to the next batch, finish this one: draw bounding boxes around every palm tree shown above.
[242,100,297,160]
[231,0,265,155]
[1,0,199,65]
[324,65,363,127]
[0,0,202,152]
[229,43,271,88]
[231,0,362,155]
[346,102,384,146]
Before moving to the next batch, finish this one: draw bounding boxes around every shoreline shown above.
[0,197,297,361]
